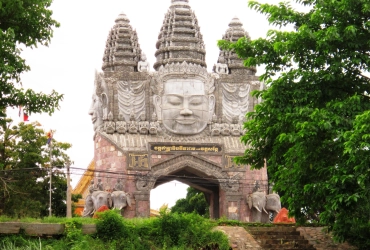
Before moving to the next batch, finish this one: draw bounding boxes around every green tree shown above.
[0,0,63,121]
[0,119,72,217]
[171,187,209,217]
[219,0,370,248]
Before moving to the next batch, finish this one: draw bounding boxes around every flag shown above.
[46,130,53,145]
[23,112,29,122]
[18,106,29,122]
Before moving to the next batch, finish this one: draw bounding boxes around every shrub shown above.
[95,209,127,241]
[152,212,230,249]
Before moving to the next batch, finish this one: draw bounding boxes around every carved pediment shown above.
[147,155,240,192]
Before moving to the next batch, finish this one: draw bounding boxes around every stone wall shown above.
[297,227,357,250]
[94,134,137,218]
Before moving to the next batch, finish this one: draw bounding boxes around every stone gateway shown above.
[81,0,268,222]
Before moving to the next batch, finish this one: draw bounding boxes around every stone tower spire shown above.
[217,17,256,75]
[102,13,142,72]
[154,0,206,70]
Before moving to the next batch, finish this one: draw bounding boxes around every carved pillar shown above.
[225,192,243,221]
[134,191,150,217]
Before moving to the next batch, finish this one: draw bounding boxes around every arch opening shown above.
[150,165,221,219]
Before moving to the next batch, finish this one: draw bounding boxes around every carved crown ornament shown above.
[151,62,216,96]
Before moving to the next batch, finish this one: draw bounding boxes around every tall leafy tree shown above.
[0,0,63,121]
[219,0,370,248]
[171,187,209,217]
[0,120,72,217]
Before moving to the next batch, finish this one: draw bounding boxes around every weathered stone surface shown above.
[81,224,96,235]
[297,227,358,250]
[0,222,21,234]
[247,225,315,250]
[216,226,262,249]
[81,0,269,222]
[21,223,65,236]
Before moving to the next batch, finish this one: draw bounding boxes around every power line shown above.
[0,166,271,189]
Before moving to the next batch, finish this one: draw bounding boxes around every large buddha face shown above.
[154,79,215,135]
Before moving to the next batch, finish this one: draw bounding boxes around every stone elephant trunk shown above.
[111,191,132,215]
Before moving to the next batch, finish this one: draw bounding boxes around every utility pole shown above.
[66,161,72,218]
[47,129,54,217]
[49,142,52,217]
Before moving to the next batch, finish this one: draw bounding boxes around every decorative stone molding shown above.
[147,155,240,192]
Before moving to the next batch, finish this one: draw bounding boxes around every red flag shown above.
[46,130,53,145]
[19,106,29,122]
[23,112,29,122]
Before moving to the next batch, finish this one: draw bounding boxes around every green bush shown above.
[95,209,127,241]
[151,211,229,249]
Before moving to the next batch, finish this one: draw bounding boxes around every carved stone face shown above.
[154,79,214,135]
[88,94,103,132]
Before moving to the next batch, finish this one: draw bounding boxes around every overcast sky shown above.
[7,0,294,210]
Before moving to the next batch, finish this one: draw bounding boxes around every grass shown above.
[0,216,96,224]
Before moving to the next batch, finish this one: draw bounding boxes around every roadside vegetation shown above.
[0,210,230,250]
[219,0,370,248]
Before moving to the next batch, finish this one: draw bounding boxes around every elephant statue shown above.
[82,194,95,217]
[247,191,281,223]
[82,191,112,217]
[265,193,281,219]
[111,191,132,215]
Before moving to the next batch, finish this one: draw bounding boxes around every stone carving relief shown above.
[116,112,127,134]
[146,155,240,192]
[128,111,139,134]
[149,113,160,135]
[138,113,149,135]
[104,112,115,134]
[135,172,154,191]
[88,71,109,134]
[221,82,251,124]
[118,80,147,122]
[152,62,216,135]
[138,53,150,72]
[226,173,241,192]
[224,155,246,170]
[215,55,229,75]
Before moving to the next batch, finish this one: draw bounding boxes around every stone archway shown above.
[134,155,240,219]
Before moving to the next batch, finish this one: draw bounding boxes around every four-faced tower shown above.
[86,0,268,221]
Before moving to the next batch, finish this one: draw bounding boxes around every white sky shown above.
[6,0,295,210]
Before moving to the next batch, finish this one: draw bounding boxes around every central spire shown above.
[154,0,206,70]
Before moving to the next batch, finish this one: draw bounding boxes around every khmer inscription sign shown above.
[151,145,222,153]
[225,155,246,170]
[129,153,149,169]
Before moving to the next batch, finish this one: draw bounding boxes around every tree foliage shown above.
[0,119,72,217]
[0,0,63,121]
[219,0,370,248]
[171,187,209,217]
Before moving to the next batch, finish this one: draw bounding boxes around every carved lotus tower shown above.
[87,0,267,221]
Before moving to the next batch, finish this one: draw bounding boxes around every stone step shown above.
[253,234,307,240]
[247,226,298,233]
[263,246,315,250]
[258,238,310,245]
[263,245,316,250]
[249,230,301,236]
[246,226,317,250]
